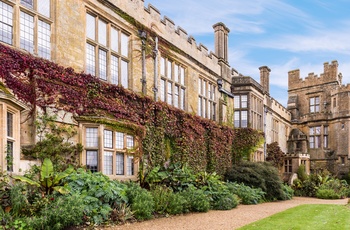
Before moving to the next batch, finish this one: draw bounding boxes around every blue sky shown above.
[143,0,350,106]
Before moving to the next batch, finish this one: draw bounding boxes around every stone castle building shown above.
[0,0,348,180]
[287,61,350,178]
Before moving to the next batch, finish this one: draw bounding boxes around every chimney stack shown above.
[259,66,271,94]
[213,22,230,63]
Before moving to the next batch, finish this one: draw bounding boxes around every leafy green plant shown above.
[316,189,340,199]
[281,184,294,200]
[22,114,83,171]
[195,172,237,210]
[64,168,128,224]
[13,158,73,196]
[126,182,154,220]
[226,182,265,205]
[150,185,185,215]
[23,194,85,230]
[110,203,134,224]
[317,179,348,199]
[9,183,29,217]
[179,185,210,213]
[297,165,308,182]
[0,170,11,211]
[225,162,286,201]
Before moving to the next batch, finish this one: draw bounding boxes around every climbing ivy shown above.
[0,43,263,176]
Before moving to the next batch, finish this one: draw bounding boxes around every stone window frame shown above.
[309,126,321,149]
[82,124,138,180]
[198,77,216,120]
[323,126,328,148]
[271,117,279,143]
[0,0,52,59]
[85,10,130,88]
[234,110,248,128]
[159,56,186,110]
[6,111,14,172]
[234,94,248,128]
[309,96,320,113]
[0,100,22,173]
[284,159,292,173]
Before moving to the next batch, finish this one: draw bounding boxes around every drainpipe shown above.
[139,31,147,95]
[153,37,158,101]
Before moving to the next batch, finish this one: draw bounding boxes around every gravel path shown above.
[107,197,348,230]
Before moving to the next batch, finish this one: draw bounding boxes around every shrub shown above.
[24,194,85,230]
[292,175,319,197]
[225,162,286,201]
[158,163,196,192]
[210,192,239,210]
[316,179,348,199]
[281,184,294,200]
[150,185,185,215]
[297,165,308,182]
[226,182,265,205]
[166,192,186,215]
[316,189,341,199]
[179,186,210,213]
[194,172,237,210]
[126,182,154,220]
[64,168,128,224]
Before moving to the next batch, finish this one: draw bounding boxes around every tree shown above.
[266,142,285,169]
[22,113,83,171]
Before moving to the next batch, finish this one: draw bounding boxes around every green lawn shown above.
[239,204,350,230]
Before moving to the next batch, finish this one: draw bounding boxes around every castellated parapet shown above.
[288,60,339,91]
[109,0,221,75]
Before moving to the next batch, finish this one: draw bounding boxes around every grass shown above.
[239,204,350,230]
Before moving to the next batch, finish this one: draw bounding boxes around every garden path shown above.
[106,197,348,230]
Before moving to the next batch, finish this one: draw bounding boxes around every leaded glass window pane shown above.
[121,32,128,56]
[38,0,50,18]
[98,19,107,46]
[111,55,119,84]
[104,130,113,148]
[86,128,98,147]
[86,43,95,75]
[111,27,118,52]
[116,153,124,175]
[0,2,13,45]
[115,132,124,149]
[86,13,95,40]
[86,150,98,172]
[38,20,50,59]
[103,151,113,175]
[20,11,34,53]
[121,60,128,88]
[99,49,107,80]
[7,112,13,137]
[126,135,134,149]
[126,156,134,175]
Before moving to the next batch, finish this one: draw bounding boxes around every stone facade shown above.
[232,67,292,164]
[0,0,235,179]
[1,0,348,181]
[287,61,350,177]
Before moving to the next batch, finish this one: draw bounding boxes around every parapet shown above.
[109,0,222,75]
[288,61,339,91]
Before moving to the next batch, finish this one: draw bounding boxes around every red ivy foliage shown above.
[0,43,263,175]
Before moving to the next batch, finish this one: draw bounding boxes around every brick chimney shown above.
[259,66,271,94]
[213,22,230,63]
